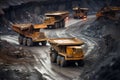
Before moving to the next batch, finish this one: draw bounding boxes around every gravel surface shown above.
[0,39,46,80]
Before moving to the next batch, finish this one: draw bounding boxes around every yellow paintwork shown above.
[65,46,84,60]
[44,17,56,25]
[34,24,47,29]
[12,24,47,42]
[49,38,84,61]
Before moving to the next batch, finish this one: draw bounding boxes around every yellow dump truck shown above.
[96,6,120,20]
[48,38,84,67]
[73,7,89,19]
[12,24,47,46]
[30,11,69,29]
[44,11,69,29]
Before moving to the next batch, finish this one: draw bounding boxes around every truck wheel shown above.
[62,21,65,28]
[78,16,81,19]
[47,25,53,29]
[23,37,27,46]
[60,21,63,28]
[47,25,50,29]
[77,60,84,67]
[18,35,23,45]
[41,41,46,46]
[26,38,33,46]
[55,22,58,28]
[60,57,66,67]
[57,55,61,65]
[50,53,57,63]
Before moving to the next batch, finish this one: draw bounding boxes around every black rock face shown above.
[90,57,120,80]
[0,0,105,34]
[0,0,105,15]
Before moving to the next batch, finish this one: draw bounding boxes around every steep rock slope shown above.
[79,17,120,80]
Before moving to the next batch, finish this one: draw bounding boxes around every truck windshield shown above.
[73,48,82,53]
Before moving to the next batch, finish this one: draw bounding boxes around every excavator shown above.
[96,1,120,20]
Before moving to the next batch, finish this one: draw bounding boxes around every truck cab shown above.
[44,17,55,25]
[66,46,84,59]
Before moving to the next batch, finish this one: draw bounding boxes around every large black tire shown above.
[77,60,84,67]
[59,21,63,28]
[23,37,27,46]
[67,61,75,66]
[57,55,61,65]
[47,25,54,29]
[47,25,51,29]
[18,35,24,45]
[60,57,66,67]
[54,22,59,29]
[41,41,47,46]
[26,38,33,46]
[50,53,57,63]
[59,21,62,28]
[60,20,65,28]
[62,20,65,28]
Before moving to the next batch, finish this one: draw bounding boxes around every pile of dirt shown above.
[0,39,46,80]
[78,18,120,80]
[0,65,46,80]
[0,39,34,63]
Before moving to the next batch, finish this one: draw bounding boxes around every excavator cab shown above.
[96,6,120,20]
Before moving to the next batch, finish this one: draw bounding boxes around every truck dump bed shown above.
[13,23,47,30]
[12,24,32,30]
[73,7,89,11]
[45,11,69,16]
[48,38,84,46]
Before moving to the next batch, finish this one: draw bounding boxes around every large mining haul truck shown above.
[96,6,120,20]
[73,7,89,19]
[44,11,69,29]
[48,38,85,67]
[12,24,47,46]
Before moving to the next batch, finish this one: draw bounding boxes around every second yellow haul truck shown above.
[24,11,69,29]
[48,38,85,67]
[44,11,69,29]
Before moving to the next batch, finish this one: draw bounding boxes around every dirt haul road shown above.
[1,15,97,80]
